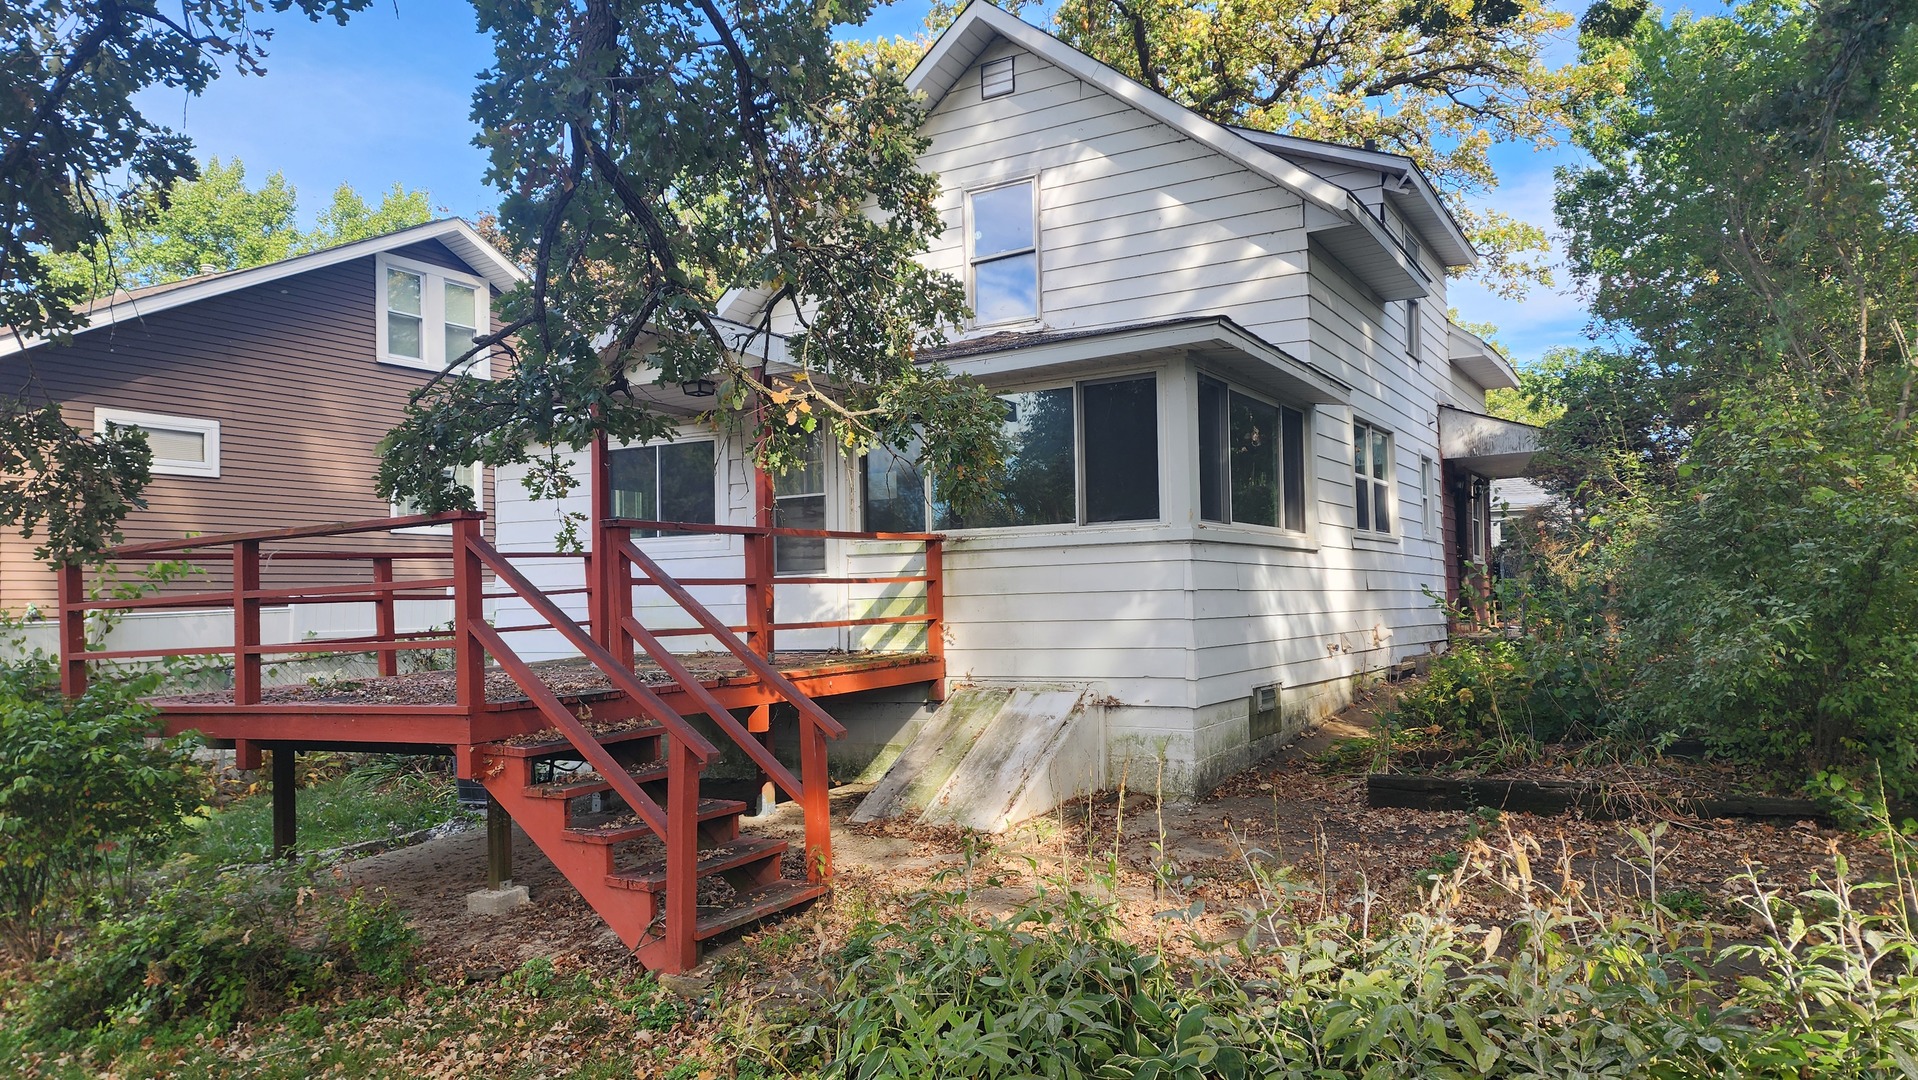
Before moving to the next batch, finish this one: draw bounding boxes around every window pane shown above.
[609,447,658,520]
[1229,392,1280,528]
[774,429,825,498]
[1353,423,1367,475]
[387,268,422,315]
[1198,379,1226,523]
[389,312,422,358]
[1281,406,1306,532]
[989,388,1075,527]
[775,496,826,573]
[1374,482,1392,533]
[1371,430,1390,481]
[142,426,206,464]
[444,282,477,328]
[1083,377,1158,523]
[864,440,928,532]
[971,183,1033,257]
[973,253,1037,324]
[658,441,716,525]
[1355,477,1371,531]
[444,323,476,367]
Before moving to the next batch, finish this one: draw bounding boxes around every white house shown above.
[494,2,1536,796]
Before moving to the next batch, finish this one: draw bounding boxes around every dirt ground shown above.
[334,683,1879,979]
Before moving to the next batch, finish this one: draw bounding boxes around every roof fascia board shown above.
[1,219,524,358]
[1446,322,1520,390]
[1233,127,1474,266]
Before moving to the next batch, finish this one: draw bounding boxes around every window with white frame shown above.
[1405,298,1421,360]
[1197,377,1307,533]
[391,461,483,531]
[930,374,1158,529]
[1419,456,1435,538]
[611,439,718,538]
[94,409,220,478]
[1353,420,1393,534]
[377,253,489,376]
[862,433,931,534]
[774,428,827,574]
[966,180,1039,326]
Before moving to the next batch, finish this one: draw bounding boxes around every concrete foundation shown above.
[466,883,531,915]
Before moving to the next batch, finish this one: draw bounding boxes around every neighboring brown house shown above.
[0,219,522,615]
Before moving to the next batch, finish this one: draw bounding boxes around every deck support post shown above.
[486,796,513,890]
[747,705,775,816]
[271,748,296,860]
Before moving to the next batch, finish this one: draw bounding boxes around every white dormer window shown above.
[376,253,489,376]
[94,409,220,478]
[966,179,1039,326]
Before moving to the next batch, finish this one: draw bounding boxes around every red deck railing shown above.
[56,511,944,961]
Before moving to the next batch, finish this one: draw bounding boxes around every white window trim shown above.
[1406,298,1422,361]
[94,408,220,478]
[963,177,1042,330]
[375,252,492,378]
[1195,372,1313,538]
[610,434,726,548]
[391,461,484,534]
[1353,419,1397,537]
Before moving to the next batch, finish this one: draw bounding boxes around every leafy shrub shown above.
[1383,635,1601,757]
[18,864,416,1045]
[0,644,204,959]
[774,832,1918,1079]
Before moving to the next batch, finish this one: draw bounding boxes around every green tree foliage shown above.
[1039,0,1644,296]
[0,643,203,961]
[2,0,369,564]
[44,159,435,300]
[378,0,1011,523]
[1527,0,1918,789]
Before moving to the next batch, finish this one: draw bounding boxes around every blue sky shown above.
[135,0,1598,365]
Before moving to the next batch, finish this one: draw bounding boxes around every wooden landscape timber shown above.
[1367,772,1838,824]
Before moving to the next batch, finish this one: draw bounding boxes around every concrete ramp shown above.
[852,686,1095,832]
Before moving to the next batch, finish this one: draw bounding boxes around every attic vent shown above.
[981,57,1014,99]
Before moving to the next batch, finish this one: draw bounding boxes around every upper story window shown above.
[94,408,220,478]
[610,439,717,538]
[1405,299,1422,361]
[1197,378,1307,533]
[967,180,1038,326]
[376,253,489,376]
[1353,420,1394,534]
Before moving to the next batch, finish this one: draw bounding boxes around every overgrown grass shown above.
[174,758,467,867]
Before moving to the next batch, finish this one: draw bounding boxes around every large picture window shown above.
[1353,420,1394,534]
[610,440,717,537]
[1197,378,1306,533]
[933,374,1158,530]
[967,180,1038,325]
[862,435,932,534]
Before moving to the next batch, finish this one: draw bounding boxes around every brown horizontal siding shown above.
[1,239,503,613]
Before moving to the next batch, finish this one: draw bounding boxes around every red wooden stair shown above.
[473,724,824,968]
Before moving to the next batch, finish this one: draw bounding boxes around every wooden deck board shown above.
[151,650,940,747]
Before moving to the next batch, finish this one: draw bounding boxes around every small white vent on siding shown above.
[981,57,1014,99]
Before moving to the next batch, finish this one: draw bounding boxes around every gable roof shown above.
[2,218,525,357]
[906,3,1457,298]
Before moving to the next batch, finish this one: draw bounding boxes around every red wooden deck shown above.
[57,507,946,972]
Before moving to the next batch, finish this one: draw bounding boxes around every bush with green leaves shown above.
[17,863,416,1048]
[770,824,1918,1079]
[0,643,205,960]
